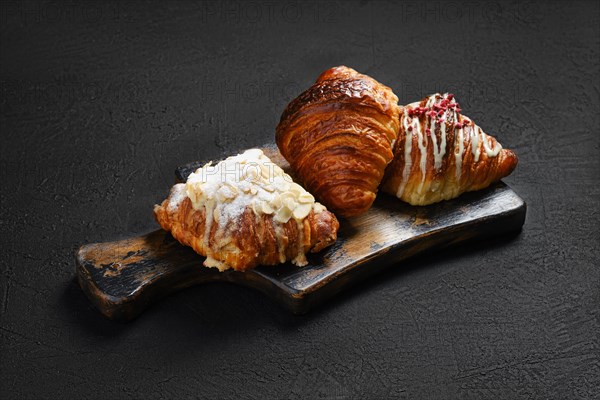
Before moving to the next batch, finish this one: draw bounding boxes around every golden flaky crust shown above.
[153,185,339,272]
[276,66,401,217]
[381,94,518,206]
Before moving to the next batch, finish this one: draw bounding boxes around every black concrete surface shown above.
[1,1,599,399]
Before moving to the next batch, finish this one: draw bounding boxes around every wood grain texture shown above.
[76,146,526,320]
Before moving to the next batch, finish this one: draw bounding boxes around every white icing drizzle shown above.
[203,199,215,255]
[467,120,502,163]
[417,96,438,192]
[415,115,427,192]
[438,118,447,169]
[470,124,481,162]
[482,130,503,157]
[395,109,413,198]
[429,93,450,170]
[293,220,307,266]
[394,93,503,199]
[183,149,327,270]
[455,127,464,181]
[429,112,439,168]
[273,222,286,263]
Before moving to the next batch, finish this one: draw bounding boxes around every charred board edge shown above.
[75,235,302,321]
[75,195,525,320]
[284,198,527,314]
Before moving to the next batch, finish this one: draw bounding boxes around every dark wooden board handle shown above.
[75,231,292,320]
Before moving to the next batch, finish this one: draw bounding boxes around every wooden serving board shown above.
[76,145,526,320]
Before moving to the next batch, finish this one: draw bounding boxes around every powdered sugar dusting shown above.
[167,184,187,211]
[185,149,326,226]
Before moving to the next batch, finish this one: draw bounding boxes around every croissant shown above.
[154,149,339,272]
[276,66,401,217]
[381,93,518,205]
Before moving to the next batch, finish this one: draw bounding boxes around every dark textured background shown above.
[1,1,599,399]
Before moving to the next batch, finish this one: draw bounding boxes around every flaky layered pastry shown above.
[276,66,401,218]
[154,149,339,272]
[381,93,518,205]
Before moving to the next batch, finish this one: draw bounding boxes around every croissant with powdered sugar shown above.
[154,149,339,272]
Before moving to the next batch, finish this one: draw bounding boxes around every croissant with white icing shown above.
[276,66,401,217]
[154,149,339,272]
[381,93,518,205]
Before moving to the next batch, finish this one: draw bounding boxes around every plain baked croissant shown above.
[381,93,518,205]
[276,66,401,217]
[154,149,339,272]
